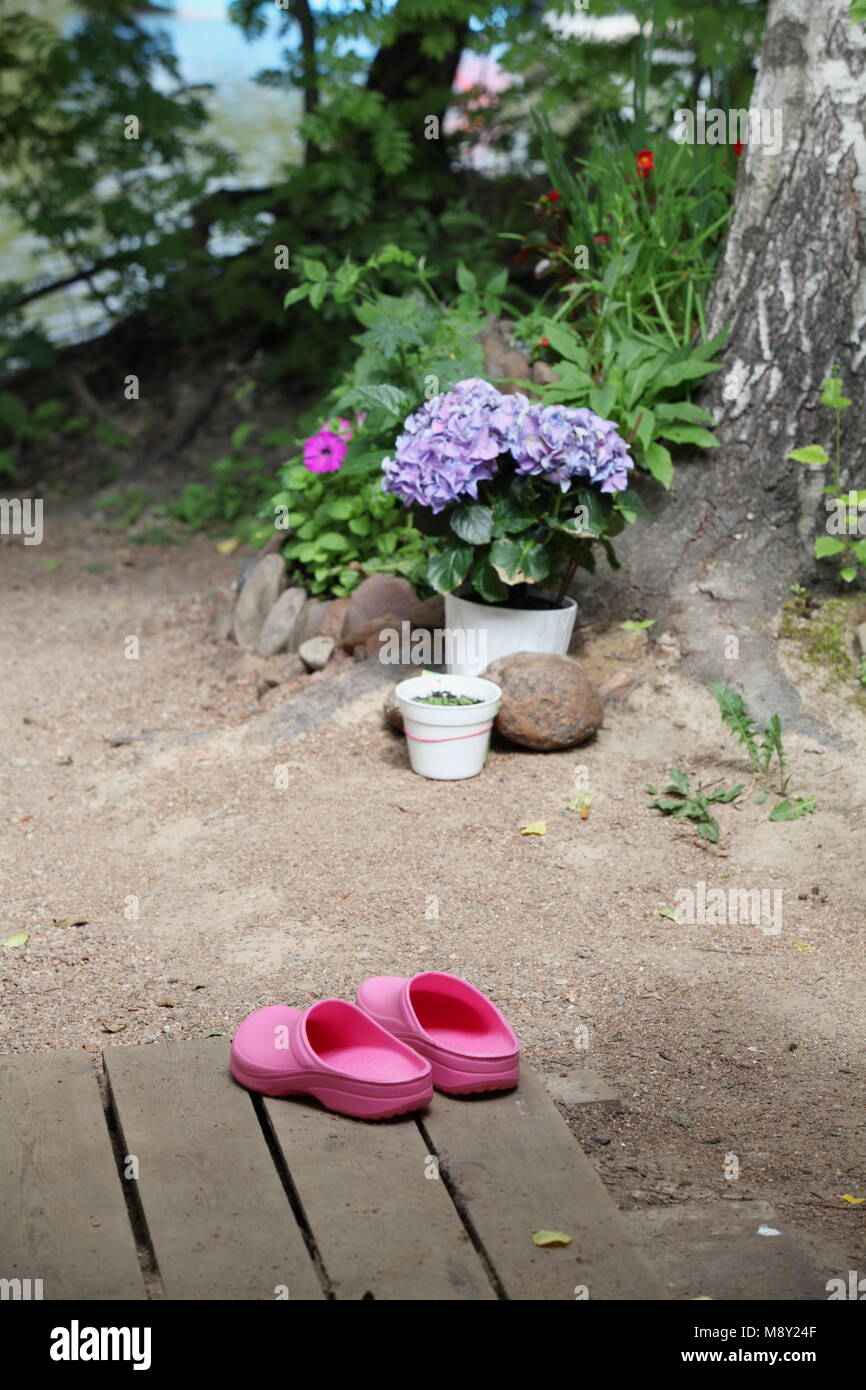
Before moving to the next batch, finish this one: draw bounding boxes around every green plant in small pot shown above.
[382,377,644,673]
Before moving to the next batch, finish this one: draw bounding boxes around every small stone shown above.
[294,598,330,647]
[204,584,236,641]
[594,1135,611,1146]
[531,361,560,385]
[232,555,287,650]
[345,575,415,631]
[598,669,636,703]
[9,758,26,769]
[479,319,533,394]
[156,997,175,1008]
[257,586,307,657]
[319,596,350,642]
[483,652,603,751]
[855,622,866,658]
[299,635,335,671]
[341,613,401,655]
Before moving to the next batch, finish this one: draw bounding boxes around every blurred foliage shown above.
[0,0,766,379]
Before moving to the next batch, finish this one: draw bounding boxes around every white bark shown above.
[584,0,866,724]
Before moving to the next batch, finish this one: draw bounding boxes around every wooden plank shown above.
[264,1097,496,1300]
[104,1039,323,1300]
[420,1068,663,1300]
[0,1050,143,1300]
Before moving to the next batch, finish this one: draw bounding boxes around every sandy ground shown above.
[1,516,864,1286]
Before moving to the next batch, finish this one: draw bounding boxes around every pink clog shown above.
[230,1000,433,1119]
[356,971,519,1094]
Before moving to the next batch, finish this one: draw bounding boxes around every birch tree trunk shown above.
[590,0,866,721]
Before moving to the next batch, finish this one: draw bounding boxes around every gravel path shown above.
[1,518,864,1280]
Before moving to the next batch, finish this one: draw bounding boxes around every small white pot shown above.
[395,674,501,781]
[443,591,578,676]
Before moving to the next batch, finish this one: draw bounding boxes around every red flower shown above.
[546,188,560,202]
[635,148,654,178]
[593,233,610,244]
[538,337,550,347]
[733,141,744,157]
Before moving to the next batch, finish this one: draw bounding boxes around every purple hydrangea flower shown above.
[507,400,633,493]
[382,378,518,513]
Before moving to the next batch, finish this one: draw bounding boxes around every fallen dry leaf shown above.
[532,1229,573,1248]
[52,916,88,928]
[520,821,547,836]
[217,536,240,555]
[102,1021,127,1034]
[792,941,816,953]
[838,1194,865,1205]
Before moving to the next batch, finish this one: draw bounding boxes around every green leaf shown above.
[665,768,690,795]
[654,401,716,425]
[820,373,852,408]
[427,541,473,594]
[450,503,493,545]
[706,784,745,804]
[711,683,761,773]
[351,384,411,417]
[230,422,255,451]
[316,532,351,552]
[308,279,328,310]
[300,257,328,282]
[786,445,829,465]
[589,384,616,418]
[655,425,720,449]
[456,261,477,293]
[647,797,689,814]
[283,284,311,308]
[2,932,28,948]
[492,495,536,537]
[472,558,508,604]
[814,536,846,558]
[643,442,673,489]
[621,618,654,631]
[654,358,721,391]
[697,818,720,843]
[489,537,525,580]
[769,797,817,822]
[840,566,857,583]
[658,906,677,922]
[538,322,591,370]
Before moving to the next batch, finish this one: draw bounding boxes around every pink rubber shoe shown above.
[355,971,519,1095]
[230,1000,433,1119]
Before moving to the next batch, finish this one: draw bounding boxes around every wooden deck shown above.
[0,1040,660,1301]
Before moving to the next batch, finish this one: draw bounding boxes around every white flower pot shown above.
[443,591,578,676]
[395,674,502,781]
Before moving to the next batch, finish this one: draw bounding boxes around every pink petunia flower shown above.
[303,428,347,473]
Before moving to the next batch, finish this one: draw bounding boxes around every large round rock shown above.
[483,652,603,750]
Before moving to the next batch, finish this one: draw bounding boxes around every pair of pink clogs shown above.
[230,971,519,1120]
